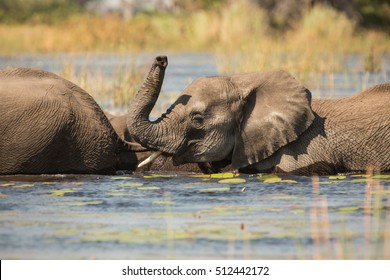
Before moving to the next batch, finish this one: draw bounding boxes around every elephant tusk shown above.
[137,151,163,168]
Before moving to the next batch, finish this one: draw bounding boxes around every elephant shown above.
[127,56,390,176]
[0,65,222,175]
[0,67,145,175]
[109,113,229,173]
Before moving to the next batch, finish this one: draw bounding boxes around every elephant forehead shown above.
[187,76,235,100]
[187,93,233,113]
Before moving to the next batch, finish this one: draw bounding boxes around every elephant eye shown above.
[191,114,204,129]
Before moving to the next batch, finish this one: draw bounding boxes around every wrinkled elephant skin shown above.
[128,56,390,176]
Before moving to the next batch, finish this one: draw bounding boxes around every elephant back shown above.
[0,67,120,174]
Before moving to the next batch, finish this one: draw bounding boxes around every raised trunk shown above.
[127,56,177,154]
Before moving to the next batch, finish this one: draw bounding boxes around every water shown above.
[0,53,389,259]
[0,173,389,259]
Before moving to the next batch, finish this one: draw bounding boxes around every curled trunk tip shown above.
[156,56,168,68]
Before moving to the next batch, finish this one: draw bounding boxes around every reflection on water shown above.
[0,53,389,259]
[0,173,389,259]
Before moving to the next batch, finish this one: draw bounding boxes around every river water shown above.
[0,53,389,259]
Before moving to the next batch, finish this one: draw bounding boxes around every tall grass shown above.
[59,57,146,109]
[0,2,389,102]
[214,4,389,78]
[1,3,388,55]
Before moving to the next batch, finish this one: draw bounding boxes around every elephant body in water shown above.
[128,56,390,176]
[0,67,212,175]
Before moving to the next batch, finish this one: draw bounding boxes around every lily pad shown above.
[119,183,143,187]
[199,187,230,192]
[143,174,176,179]
[66,201,104,206]
[264,177,282,183]
[210,172,238,179]
[0,183,14,187]
[372,174,390,180]
[137,186,160,190]
[338,206,360,213]
[218,178,246,184]
[13,183,35,189]
[42,188,81,197]
[257,174,281,183]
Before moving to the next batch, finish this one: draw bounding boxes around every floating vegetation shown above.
[118,183,144,187]
[65,201,104,207]
[143,174,176,179]
[199,187,230,192]
[210,172,239,179]
[42,188,82,197]
[0,172,389,259]
[137,186,160,191]
[218,178,246,184]
[0,183,14,187]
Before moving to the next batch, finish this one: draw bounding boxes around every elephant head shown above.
[127,56,315,171]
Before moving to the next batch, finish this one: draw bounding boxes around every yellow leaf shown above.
[210,172,238,178]
[67,201,103,206]
[119,183,143,187]
[42,188,81,197]
[263,207,283,212]
[143,174,175,179]
[200,187,230,192]
[264,177,282,183]
[218,178,246,184]
[13,183,34,189]
[0,183,14,187]
[372,174,390,179]
[257,174,281,182]
[137,186,160,190]
[338,206,360,213]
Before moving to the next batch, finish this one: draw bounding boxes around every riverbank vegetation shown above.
[1,1,389,54]
[0,0,389,104]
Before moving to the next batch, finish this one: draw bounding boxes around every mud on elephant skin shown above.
[128,56,390,176]
[0,67,149,175]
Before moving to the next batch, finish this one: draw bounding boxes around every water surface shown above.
[0,173,389,259]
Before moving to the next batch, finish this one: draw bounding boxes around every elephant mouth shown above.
[137,148,196,168]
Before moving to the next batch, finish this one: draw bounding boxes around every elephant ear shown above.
[230,70,314,169]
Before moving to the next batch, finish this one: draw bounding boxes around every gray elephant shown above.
[0,67,145,174]
[128,56,390,176]
[109,113,228,173]
[0,66,219,175]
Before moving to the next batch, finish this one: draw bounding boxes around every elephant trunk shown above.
[127,56,179,159]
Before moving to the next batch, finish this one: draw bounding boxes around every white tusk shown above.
[137,151,163,168]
